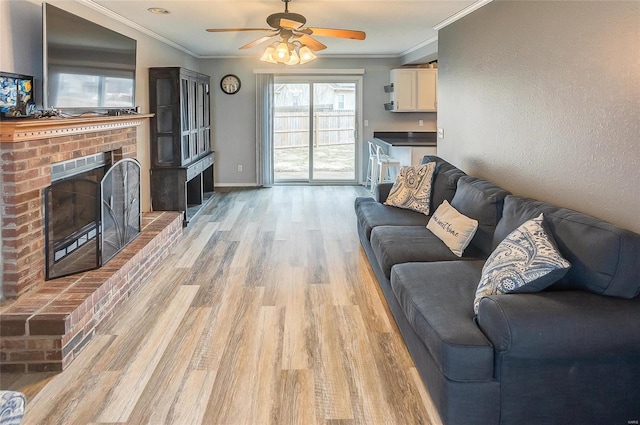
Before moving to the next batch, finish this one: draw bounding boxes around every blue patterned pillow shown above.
[384,162,436,215]
[473,213,571,314]
[0,391,26,425]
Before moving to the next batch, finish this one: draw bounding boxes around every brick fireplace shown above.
[0,116,183,372]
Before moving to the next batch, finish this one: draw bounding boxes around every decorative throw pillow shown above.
[426,200,479,257]
[384,162,436,215]
[473,213,571,314]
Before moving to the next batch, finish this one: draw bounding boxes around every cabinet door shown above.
[189,78,199,160]
[180,76,192,165]
[416,70,437,111]
[154,77,176,165]
[200,79,211,154]
[392,69,416,111]
[196,80,206,155]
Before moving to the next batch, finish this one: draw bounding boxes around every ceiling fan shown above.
[206,0,366,64]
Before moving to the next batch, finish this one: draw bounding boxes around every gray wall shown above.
[199,57,438,185]
[437,1,640,233]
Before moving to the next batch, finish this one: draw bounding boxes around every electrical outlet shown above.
[418,119,424,127]
[437,128,445,139]
[237,164,243,172]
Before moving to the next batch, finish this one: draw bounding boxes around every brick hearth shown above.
[0,211,182,372]
[0,116,184,372]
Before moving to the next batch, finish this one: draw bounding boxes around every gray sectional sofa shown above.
[355,156,640,425]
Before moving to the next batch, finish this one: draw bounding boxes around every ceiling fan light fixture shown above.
[275,41,291,62]
[260,46,278,63]
[286,48,300,66]
[298,45,316,64]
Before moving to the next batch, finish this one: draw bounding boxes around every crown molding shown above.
[75,0,200,57]
[433,0,493,31]
[399,36,439,58]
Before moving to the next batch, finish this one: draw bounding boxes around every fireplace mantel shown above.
[0,114,153,143]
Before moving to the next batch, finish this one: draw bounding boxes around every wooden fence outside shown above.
[274,111,355,148]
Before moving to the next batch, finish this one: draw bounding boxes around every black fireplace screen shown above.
[44,158,141,280]
[101,159,141,265]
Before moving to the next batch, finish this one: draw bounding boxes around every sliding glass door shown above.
[273,77,360,183]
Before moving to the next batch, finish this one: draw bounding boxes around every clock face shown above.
[220,74,241,95]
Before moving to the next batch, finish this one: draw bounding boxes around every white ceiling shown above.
[84,0,483,59]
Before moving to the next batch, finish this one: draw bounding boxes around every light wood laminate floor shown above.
[1,186,441,425]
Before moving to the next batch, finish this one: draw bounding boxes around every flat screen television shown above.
[43,3,137,112]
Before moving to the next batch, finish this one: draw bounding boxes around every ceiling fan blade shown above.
[279,18,304,30]
[307,28,366,40]
[240,34,278,50]
[297,35,327,51]
[206,28,272,32]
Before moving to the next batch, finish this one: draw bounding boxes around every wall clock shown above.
[220,74,241,95]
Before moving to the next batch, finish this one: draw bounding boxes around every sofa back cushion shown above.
[420,155,466,213]
[493,196,640,298]
[450,176,511,256]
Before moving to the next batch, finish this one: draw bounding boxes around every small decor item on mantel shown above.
[0,72,35,118]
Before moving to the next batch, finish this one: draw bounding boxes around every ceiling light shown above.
[285,49,300,66]
[260,39,317,65]
[148,7,170,14]
[298,45,317,64]
[274,42,291,62]
[260,45,278,64]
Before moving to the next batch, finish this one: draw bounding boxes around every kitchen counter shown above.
[372,131,438,167]
[373,131,437,147]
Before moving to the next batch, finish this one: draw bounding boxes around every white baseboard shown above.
[214,183,260,188]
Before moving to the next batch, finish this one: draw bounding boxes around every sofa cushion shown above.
[371,226,485,279]
[426,200,478,257]
[493,196,640,298]
[391,261,494,381]
[450,176,511,256]
[356,201,430,241]
[474,213,571,314]
[384,162,436,214]
[421,156,467,212]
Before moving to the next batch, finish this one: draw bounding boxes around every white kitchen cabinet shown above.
[389,145,438,167]
[389,68,437,112]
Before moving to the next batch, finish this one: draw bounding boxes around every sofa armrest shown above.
[375,183,394,203]
[476,291,640,359]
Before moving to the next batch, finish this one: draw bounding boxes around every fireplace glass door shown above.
[45,179,101,279]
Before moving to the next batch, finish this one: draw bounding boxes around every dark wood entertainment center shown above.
[149,67,215,226]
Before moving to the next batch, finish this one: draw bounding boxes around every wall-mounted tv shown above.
[43,3,137,112]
